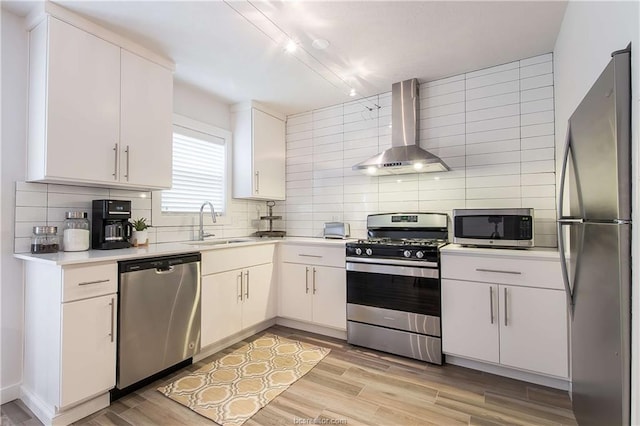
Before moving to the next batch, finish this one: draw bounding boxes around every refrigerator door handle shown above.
[557,125,576,317]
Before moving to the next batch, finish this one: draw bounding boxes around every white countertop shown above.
[14,236,353,266]
[440,243,560,260]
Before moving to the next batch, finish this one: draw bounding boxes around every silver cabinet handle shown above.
[489,286,494,324]
[78,279,110,286]
[305,267,309,294]
[113,143,118,179]
[238,272,243,301]
[109,298,115,342]
[255,171,260,194]
[476,268,522,275]
[298,254,322,258]
[312,267,317,294]
[245,270,250,299]
[504,287,508,326]
[124,145,130,181]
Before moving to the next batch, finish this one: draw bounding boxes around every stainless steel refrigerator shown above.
[557,45,631,425]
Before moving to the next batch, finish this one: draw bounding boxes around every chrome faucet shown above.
[198,201,217,240]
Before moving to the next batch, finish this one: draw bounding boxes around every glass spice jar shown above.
[31,226,60,254]
[62,211,90,252]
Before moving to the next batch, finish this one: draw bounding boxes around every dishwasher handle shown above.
[119,252,201,273]
[155,266,175,274]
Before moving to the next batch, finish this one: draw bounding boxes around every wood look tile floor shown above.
[1,325,577,426]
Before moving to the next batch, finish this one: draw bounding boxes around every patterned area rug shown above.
[158,334,330,426]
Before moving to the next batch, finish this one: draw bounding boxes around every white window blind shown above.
[161,125,226,214]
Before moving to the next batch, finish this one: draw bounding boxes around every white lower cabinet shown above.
[60,294,117,407]
[200,245,276,347]
[278,243,346,331]
[22,261,118,424]
[440,246,569,379]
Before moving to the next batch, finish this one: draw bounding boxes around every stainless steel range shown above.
[346,212,448,364]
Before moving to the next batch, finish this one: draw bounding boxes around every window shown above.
[152,114,232,226]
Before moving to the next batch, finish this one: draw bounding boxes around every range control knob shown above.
[416,251,424,259]
[403,250,412,258]
[365,248,373,256]
[355,248,362,255]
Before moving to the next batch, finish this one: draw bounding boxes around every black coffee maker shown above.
[92,200,133,250]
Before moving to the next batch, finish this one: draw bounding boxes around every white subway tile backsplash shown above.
[466,151,520,167]
[466,68,519,90]
[421,91,466,108]
[15,191,47,207]
[465,61,519,79]
[465,127,520,144]
[466,104,519,123]
[465,115,520,134]
[422,102,466,118]
[15,207,47,223]
[466,80,519,101]
[521,98,554,114]
[521,148,555,162]
[465,139,520,155]
[522,172,556,186]
[283,53,556,247]
[465,174,521,188]
[520,61,553,79]
[521,160,556,174]
[421,113,466,129]
[521,110,554,126]
[520,53,552,67]
[520,73,553,90]
[521,123,555,139]
[522,185,556,198]
[466,186,521,200]
[521,86,554,103]
[466,92,519,112]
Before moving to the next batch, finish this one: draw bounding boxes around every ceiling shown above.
[3,1,568,115]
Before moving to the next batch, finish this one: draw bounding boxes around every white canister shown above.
[62,211,90,252]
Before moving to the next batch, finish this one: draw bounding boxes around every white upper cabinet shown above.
[27,16,174,190]
[232,102,286,200]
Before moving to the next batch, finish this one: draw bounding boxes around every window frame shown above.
[152,113,232,227]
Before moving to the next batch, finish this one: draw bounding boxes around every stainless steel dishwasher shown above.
[117,253,201,390]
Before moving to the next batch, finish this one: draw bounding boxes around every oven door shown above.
[346,261,441,337]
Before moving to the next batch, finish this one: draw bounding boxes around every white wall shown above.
[1,9,28,402]
[552,0,639,423]
[174,80,231,130]
[283,54,558,247]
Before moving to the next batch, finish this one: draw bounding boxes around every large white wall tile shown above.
[282,53,557,247]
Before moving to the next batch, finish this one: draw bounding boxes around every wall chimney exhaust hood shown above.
[352,78,449,175]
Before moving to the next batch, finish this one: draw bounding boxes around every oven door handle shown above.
[346,256,438,268]
[346,261,439,279]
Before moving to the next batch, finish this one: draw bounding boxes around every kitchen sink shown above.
[189,238,256,246]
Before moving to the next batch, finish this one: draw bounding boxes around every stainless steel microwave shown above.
[452,208,534,248]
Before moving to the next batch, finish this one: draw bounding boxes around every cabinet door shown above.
[441,279,499,363]
[252,108,285,200]
[201,271,243,347]
[279,263,312,322]
[60,294,116,408]
[311,266,346,330]
[46,17,121,183]
[120,50,173,189]
[242,263,276,329]
[499,285,568,377]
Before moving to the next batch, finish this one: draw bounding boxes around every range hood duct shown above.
[352,78,450,175]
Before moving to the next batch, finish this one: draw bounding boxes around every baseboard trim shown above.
[0,383,21,404]
[194,318,277,362]
[445,355,570,390]
[275,318,347,340]
[21,386,110,426]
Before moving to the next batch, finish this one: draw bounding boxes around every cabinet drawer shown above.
[202,244,275,276]
[62,262,117,302]
[441,254,563,290]
[280,244,345,268]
